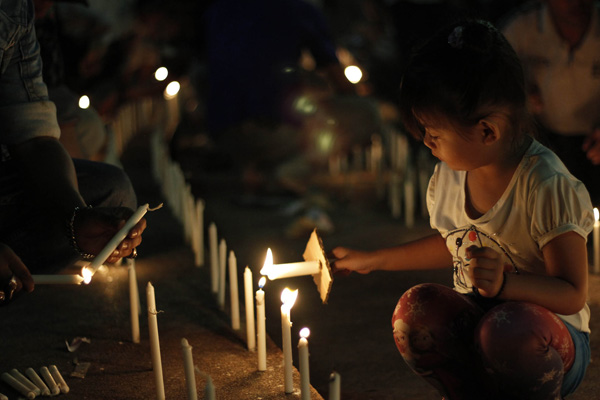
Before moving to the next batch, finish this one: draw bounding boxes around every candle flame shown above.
[281,288,298,311]
[258,276,266,289]
[300,327,310,339]
[260,248,274,278]
[81,267,93,284]
[595,207,599,222]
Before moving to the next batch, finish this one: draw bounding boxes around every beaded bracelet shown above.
[68,205,95,260]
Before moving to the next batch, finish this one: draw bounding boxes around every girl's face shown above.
[421,122,487,171]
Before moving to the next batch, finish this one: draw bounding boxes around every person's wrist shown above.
[67,205,95,260]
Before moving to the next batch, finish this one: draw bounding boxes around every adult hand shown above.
[0,243,34,305]
[582,127,600,165]
[73,206,147,264]
[465,245,511,298]
[330,246,374,275]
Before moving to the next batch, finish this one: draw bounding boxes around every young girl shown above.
[332,20,594,400]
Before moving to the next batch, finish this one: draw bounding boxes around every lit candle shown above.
[32,274,85,285]
[195,199,205,267]
[87,203,152,275]
[244,267,256,351]
[256,277,267,371]
[39,366,60,396]
[147,282,165,400]
[9,369,40,396]
[0,372,35,399]
[49,365,69,394]
[281,287,298,393]
[228,251,240,330]
[181,338,198,400]
[329,371,341,400]
[594,207,599,274]
[298,328,310,400]
[260,248,320,280]
[129,260,140,343]
[218,239,227,309]
[209,223,218,293]
[24,368,50,397]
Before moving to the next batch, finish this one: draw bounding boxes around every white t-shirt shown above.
[427,139,594,332]
[502,1,600,136]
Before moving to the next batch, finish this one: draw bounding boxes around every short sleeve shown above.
[529,174,594,248]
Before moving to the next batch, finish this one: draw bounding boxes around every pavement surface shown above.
[2,127,600,400]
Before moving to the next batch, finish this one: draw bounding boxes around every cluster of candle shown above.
[0,366,68,399]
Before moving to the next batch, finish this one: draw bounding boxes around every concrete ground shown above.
[1,129,599,400]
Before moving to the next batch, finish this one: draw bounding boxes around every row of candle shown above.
[0,366,68,399]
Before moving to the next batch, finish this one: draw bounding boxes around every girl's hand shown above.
[0,243,34,305]
[330,247,374,275]
[73,207,147,263]
[465,245,511,298]
[582,127,600,165]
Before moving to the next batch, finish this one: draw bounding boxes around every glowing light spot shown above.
[81,267,93,284]
[293,96,317,115]
[258,276,266,289]
[78,95,90,109]
[344,65,362,84]
[594,207,599,222]
[316,130,335,153]
[281,288,298,313]
[299,327,310,339]
[164,81,180,99]
[154,67,168,81]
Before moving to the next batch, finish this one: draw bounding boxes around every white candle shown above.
[209,223,218,293]
[129,260,140,343]
[281,288,298,393]
[9,369,40,396]
[181,338,198,400]
[256,277,267,371]
[147,282,165,400]
[87,203,151,274]
[204,375,216,400]
[244,267,256,351]
[594,208,599,274]
[39,366,60,396]
[298,328,311,400]
[195,199,205,267]
[49,365,69,394]
[0,373,35,399]
[228,251,240,330]
[329,371,341,400]
[218,239,227,309]
[260,248,320,280]
[33,274,85,285]
[0,392,7,400]
[25,368,50,397]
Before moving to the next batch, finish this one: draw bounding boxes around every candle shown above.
[256,277,267,371]
[9,369,40,396]
[260,248,320,280]
[298,328,311,400]
[244,267,256,351]
[228,251,240,330]
[329,371,341,400]
[39,366,60,396]
[0,373,35,399]
[281,287,298,393]
[195,199,205,267]
[209,223,218,293]
[204,375,216,400]
[594,208,599,274]
[49,365,69,394]
[129,260,140,343]
[0,392,7,400]
[87,203,152,275]
[147,282,165,399]
[218,239,227,309]
[25,368,50,397]
[181,338,198,400]
[33,274,85,285]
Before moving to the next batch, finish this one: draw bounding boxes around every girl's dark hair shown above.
[398,19,533,140]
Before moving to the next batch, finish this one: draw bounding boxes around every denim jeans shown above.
[0,158,137,273]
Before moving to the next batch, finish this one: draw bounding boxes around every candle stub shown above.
[0,372,35,399]
[49,365,69,394]
[39,366,60,396]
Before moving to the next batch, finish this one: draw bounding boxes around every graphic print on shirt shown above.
[446,226,518,292]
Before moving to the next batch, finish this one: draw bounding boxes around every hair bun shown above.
[449,20,496,56]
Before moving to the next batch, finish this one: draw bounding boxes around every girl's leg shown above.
[391,283,493,400]
[476,302,575,400]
